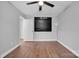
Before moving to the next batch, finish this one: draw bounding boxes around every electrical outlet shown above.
[77,49,79,53]
[10,42,13,46]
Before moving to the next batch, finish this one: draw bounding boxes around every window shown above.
[34,17,52,32]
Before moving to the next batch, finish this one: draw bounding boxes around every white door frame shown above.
[20,16,34,41]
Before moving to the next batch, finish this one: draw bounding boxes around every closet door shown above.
[22,19,34,41]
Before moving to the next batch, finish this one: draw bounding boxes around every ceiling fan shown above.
[26,1,55,11]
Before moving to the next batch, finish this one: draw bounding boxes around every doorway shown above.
[20,16,34,41]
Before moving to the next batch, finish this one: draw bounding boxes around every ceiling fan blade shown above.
[39,6,42,11]
[27,1,38,5]
[43,1,54,7]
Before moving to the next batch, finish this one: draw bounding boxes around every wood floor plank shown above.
[4,41,78,58]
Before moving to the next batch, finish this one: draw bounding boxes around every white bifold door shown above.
[22,19,34,41]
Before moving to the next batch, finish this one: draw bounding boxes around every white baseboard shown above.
[34,40,56,41]
[34,39,57,41]
[57,40,79,57]
[24,39,57,41]
[0,42,22,58]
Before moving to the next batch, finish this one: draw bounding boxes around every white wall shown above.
[11,1,72,41]
[58,1,79,54]
[21,18,34,41]
[34,17,57,41]
[21,17,57,41]
[0,2,22,57]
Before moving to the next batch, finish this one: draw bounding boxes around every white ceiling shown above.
[11,1,72,18]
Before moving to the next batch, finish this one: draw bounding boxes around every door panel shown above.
[22,19,34,41]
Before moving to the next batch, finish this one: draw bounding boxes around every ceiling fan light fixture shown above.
[26,1,55,11]
[39,1,43,5]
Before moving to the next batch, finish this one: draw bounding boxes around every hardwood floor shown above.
[4,41,78,58]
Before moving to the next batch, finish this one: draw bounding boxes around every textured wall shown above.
[58,1,79,54]
[0,2,22,57]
